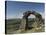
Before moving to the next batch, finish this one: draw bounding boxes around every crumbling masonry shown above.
[20,11,42,31]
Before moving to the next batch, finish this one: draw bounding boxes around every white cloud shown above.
[28,14,35,18]
[7,11,45,19]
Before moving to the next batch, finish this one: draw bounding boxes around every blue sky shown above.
[6,1,44,19]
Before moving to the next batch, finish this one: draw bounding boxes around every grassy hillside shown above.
[5,18,45,34]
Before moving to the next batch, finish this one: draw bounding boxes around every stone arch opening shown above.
[20,11,42,31]
[28,14,36,29]
[28,14,35,18]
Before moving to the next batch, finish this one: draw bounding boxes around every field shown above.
[6,18,45,34]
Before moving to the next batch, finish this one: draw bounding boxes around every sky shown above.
[6,1,45,19]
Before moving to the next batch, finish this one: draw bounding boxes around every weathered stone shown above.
[20,11,42,31]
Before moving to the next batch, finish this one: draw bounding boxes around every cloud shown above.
[7,11,45,19]
[28,14,35,18]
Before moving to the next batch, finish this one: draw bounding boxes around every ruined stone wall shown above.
[19,11,42,31]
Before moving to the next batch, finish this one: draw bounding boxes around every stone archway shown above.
[20,11,42,31]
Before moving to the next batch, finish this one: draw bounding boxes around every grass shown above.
[6,18,45,34]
